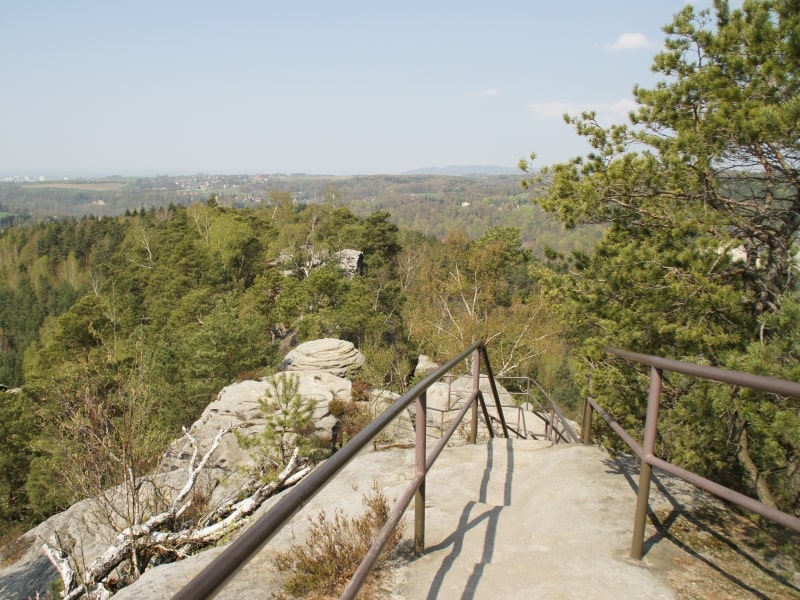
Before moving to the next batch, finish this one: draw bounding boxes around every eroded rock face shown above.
[280,338,365,376]
[335,249,364,278]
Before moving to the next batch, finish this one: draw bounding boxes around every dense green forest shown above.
[1,0,798,551]
[0,196,567,534]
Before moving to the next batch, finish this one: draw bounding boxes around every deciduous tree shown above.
[405,227,560,376]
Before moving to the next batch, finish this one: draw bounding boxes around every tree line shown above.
[0,174,604,258]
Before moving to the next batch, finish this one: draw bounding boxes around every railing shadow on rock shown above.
[174,341,511,600]
[583,347,800,560]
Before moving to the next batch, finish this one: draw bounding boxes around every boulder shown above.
[335,249,364,278]
[280,338,364,376]
[414,355,439,378]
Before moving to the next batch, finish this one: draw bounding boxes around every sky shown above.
[1,1,716,177]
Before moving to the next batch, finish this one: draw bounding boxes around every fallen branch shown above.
[45,427,229,598]
[174,449,311,550]
[41,536,77,597]
[43,431,314,600]
[86,427,232,587]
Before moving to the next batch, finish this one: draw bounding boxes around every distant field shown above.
[24,182,128,192]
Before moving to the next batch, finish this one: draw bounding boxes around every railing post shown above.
[631,366,662,559]
[581,373,593,444]
[470,347,480,444]
[414,390,427,555]
[581,398,593,444]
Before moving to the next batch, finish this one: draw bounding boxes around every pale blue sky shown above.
[1,1,711,176]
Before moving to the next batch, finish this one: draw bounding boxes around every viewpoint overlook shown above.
[1,339,797,599]
[2,2,800,597]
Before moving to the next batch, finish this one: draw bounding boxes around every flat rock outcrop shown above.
[115,442,723,600]
[0,339,580,600]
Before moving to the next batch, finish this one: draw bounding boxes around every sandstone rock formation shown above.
[0,339,558,600]
[335,249,364,278]
[436,377,517,441]
[0,340,368,600]
[279,338,365,375]
[275,248,363,279]
[414,355,439,378]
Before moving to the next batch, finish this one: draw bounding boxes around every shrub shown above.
[327,397,349,419]
[350,380,371,403]
[237,373,325,469]
[234,368,266,382]
[272,482,402,598]
[328,398,373,448]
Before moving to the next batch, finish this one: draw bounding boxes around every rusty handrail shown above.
[174,341,509,600]
[606,347,800,396]
[498,375,579,443]
[585,396,643,457]
[528,377,579,443]
[342,388,485,598]
[583,347,800,560]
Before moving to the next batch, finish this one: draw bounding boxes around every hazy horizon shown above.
[0,164,522,180]
[2,1,714,175]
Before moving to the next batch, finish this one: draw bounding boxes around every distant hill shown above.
[0,171,603,256]
[403,165,519,176]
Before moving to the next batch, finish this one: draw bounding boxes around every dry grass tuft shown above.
[272,482,402,599]
[0,527,33,566]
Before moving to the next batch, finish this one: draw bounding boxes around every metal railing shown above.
[174,341,509,600]
[582,347,800,560]
[432,373,578,444]
[499,375,579,444]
